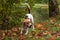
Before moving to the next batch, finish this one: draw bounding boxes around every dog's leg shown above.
[20,27,23,34]
[32,25,35,30]
[25,27,29,35]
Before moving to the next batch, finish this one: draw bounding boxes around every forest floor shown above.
[0,16,60,40]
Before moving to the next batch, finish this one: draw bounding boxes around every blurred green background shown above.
[0,0,60,30]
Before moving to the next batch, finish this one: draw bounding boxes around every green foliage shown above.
[0,0,49,30]
[0,0,25,30]
[0,0,59,30]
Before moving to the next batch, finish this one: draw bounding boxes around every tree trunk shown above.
[49,0,59,17]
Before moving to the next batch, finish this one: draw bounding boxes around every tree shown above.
[49,0,59,17]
